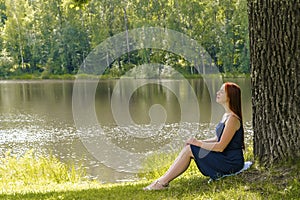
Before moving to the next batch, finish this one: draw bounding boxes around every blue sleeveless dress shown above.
[190,121,244,180]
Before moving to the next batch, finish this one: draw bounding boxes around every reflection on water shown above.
[0,78,252,183]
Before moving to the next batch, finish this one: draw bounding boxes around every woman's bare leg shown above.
[144,145,194,190]
[159,145,194,184]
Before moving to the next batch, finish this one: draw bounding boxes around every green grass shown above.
[0,150,99,195]
[0,149,299,200]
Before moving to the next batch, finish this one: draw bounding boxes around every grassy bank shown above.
[0,150,98,194]
[0,149,299,199]
[1,72,250,81]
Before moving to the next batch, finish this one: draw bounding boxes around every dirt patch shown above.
[240,162,299,187]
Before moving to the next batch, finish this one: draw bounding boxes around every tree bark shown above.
[248,0,300,166]
[123,7,130,64]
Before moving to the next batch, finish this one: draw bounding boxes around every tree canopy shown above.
[0,0,249,78]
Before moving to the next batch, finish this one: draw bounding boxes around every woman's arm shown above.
[202,136,218,143]
[186,116,240,152]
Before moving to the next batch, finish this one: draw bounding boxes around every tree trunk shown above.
[248,0,300,166]
[123,7,130,64]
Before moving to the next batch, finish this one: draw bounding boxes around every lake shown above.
[0,77,252,183]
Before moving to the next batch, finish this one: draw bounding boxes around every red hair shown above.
[224,82,244,149]
[225,82,242,121]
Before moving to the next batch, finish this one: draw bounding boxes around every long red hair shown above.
[224,82,244,149]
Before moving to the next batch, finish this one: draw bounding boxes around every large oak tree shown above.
[248,0,300,166]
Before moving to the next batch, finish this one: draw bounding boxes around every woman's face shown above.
[216,84,228,104]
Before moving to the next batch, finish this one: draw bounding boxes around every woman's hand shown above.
[186,138,201,147]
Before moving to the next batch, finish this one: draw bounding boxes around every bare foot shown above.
[143,180,169,191]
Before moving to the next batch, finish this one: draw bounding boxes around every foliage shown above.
[0,0,250,79]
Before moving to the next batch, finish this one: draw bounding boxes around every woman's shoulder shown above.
[222,112,240,122]
[224,113,241,129]
[228,113,241,121]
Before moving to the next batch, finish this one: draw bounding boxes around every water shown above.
[0,78,252,183]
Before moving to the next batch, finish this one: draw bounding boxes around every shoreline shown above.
[0,73,250,82]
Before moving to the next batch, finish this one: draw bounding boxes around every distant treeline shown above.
[0,0,249,78]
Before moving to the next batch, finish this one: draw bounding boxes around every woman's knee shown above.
[183,145,194,158]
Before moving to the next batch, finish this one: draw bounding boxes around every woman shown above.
[144,82,245,190]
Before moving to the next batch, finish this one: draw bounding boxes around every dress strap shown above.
[223,113,240,123]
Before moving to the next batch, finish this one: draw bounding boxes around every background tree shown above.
[3,0,32,72]
[248,0,300,166]
[0,0,250,77]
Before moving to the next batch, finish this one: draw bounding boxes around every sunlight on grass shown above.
[0,147,299,199]
[0,150,100,194]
